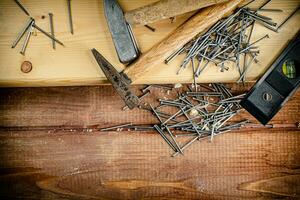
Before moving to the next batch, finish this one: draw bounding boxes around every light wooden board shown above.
[0,0,299,87]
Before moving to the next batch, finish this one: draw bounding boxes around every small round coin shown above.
[21,61,32,73]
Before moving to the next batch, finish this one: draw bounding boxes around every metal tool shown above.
[103,0,231,64]
[103,0,139,64]
[122,90,150,110]
[67,0,74,34]
[92,49,140,109]
[49,13,55,49]
[95,0,242,109]
[241,32,300,125]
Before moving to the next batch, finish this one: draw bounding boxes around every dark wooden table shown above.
[0,84,299,199]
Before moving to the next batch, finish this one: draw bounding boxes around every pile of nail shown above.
[146,83,249,156]
[165,5,281,83]
[101,84,249,157]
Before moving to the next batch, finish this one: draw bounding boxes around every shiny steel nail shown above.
[12,18,34,48]
[15,0,30,16]
[154,125,177,152]
[33,24,64,46]
[20,20,34,55]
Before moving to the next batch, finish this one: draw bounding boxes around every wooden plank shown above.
[0,0,299,87]
[0,84,299,199]
[0,129,299,199]
[0,84,299,128]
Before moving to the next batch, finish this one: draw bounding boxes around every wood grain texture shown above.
[239,174,300,197]
[0,129,299,199]
[1,84,299,128]
[124,0,243,82]
[0,0,299,86]
[124,0,230,26]
[0,84,300,199]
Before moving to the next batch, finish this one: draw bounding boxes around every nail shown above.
[33,24,64,46]
[67,0,74,34]
[11,18,34,48]
[161,108,184,126]
[144,25,155,32]
[180,107,202,137]
[165,46,185,64]
[277,7,300,30]
[239,34,269,54]
[257,8,283,12]
[20,20,34,55]
[258,0,272,9]
[154,125,178,152]
[165,126,183,154]
[150,104,163,123]
[141,85,151,93]
[15,0,30,16]
[237,55,256,83]
[244,10,277,27]
[49,13,56,49]
[171,136,199,157]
